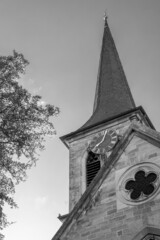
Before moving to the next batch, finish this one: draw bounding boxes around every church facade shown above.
[52,17,160,240]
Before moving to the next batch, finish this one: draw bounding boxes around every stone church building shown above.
[52,17,160,240]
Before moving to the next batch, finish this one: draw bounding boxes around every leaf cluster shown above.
[0,51,59,233]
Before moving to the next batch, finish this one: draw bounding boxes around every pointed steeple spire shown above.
[80,16,136,130]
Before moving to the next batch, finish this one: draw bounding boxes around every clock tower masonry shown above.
[52,17,160,240]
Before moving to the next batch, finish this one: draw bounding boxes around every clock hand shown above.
[94,130,107,148]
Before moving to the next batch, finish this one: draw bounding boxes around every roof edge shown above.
[60,106,155,148]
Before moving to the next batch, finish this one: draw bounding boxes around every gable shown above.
[52,124,160,240]
[85,134,160,214]
[115,135,160,209]
[59,135,160,240]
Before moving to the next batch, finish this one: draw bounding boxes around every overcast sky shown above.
[1,1,160,240]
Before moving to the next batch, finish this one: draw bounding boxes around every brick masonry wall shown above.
[64,135,160,240]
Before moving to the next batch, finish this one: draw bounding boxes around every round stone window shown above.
[117,163,160,205]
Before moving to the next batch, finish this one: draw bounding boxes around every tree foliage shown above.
[0,51,59,235]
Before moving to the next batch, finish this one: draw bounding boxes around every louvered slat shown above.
[86,159,100,187]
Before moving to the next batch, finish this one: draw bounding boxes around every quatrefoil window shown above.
[125,170,157,200]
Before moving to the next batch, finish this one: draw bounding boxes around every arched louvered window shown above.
[86,151,101,187]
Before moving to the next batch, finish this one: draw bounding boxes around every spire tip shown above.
[103,10,108,22]
[103,10,108,27]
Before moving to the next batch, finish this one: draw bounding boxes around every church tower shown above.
[52,17,160,240]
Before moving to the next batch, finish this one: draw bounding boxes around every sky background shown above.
[1,0,160,240]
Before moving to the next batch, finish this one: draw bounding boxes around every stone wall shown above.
[68,118,132,211]
[64,135,160,240]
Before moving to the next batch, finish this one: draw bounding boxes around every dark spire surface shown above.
[80,17,136,130]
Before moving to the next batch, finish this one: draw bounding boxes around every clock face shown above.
[90,129,118,154]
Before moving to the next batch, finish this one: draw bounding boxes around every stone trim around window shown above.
[117,162,160,205]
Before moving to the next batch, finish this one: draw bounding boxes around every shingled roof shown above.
[80,17,136,131]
